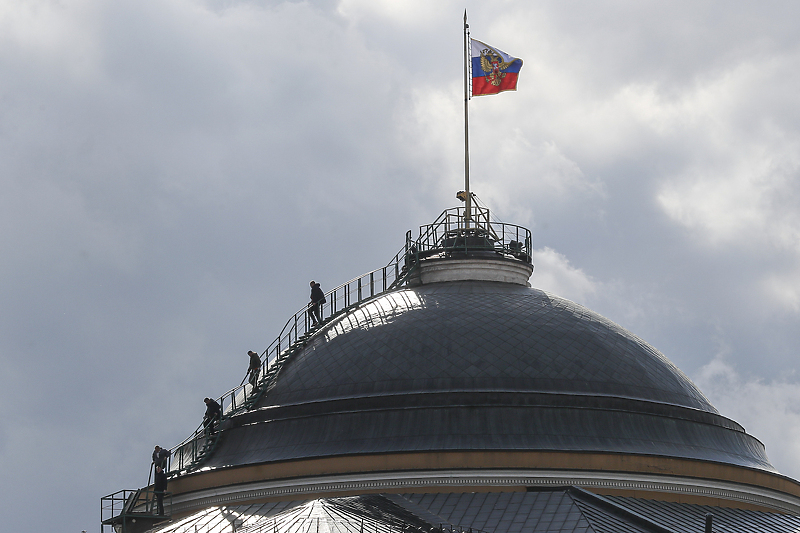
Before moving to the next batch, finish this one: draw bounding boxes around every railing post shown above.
[383,267,387,291]
[358,278,362,302]
[370,272,374,297]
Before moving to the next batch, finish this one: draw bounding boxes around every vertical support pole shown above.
[463,10,471,229]
[358,278,362,302]
[370,272,374,297]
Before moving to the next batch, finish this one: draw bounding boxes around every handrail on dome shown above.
[167,234,420,474]
[413,205,532,264]
[101,487,172,533]
[166,206,533,474]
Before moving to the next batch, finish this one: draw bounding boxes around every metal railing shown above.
[257,234,414,377]
[411,206,532,263]
[169,426,216,474]
[168,237,419,473]
[101,488,172,525]
[167,206,532,474]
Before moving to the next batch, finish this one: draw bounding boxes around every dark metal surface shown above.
[265,282,713,408]
[405,490,800,533]
[206,281,772,471]
[603,494,800,533]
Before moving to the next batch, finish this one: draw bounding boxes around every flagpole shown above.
[463,10,471,228]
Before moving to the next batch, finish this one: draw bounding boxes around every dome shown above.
[207,280,772,472]
[110,207,800,528]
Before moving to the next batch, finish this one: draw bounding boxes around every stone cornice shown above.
[166,451,800,517]
[170,467,800,516]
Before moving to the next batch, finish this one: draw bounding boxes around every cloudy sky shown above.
[2,0,800,531]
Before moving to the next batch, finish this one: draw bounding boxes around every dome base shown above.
[407,256,533,286]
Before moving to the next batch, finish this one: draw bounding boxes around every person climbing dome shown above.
[203,397,221,435]
[247,350,261,389]
[152,445,171,470]
[308,280,325,326]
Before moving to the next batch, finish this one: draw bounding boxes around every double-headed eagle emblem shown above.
[479,47,513,86]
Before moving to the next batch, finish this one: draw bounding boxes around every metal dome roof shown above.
[265,282,711,409]
[208,280,773,472]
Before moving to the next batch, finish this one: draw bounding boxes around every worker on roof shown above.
[247,350,261,389]
[152,445,171,470]
[203,397,221,435]
[153,465,167,515]
[308,280,325,327]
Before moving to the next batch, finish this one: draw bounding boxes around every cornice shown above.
[170,468,800,516]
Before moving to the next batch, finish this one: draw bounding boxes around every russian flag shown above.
[471,39,522,96]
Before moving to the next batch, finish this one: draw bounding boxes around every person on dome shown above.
[203,397,221,435]
[153,465,167,515]
[152,445,171,470]
[308,280,325,327]
[247,350,261,389]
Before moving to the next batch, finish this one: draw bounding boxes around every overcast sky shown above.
[2,1,800,531]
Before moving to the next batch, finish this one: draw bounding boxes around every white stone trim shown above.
[170,468,800,515]
[408,258,533,286]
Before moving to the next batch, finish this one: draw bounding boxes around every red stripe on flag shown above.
[472,73,519,96]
